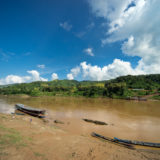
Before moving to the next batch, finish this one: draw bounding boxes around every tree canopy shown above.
[0,74,160,98]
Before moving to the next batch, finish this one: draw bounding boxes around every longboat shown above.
[15,104,45,118]
[114,137,160,148]
[91,132,135,150]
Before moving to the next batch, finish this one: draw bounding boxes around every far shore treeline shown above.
[0,74,160,100]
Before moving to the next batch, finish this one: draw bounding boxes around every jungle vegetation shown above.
[0,74,160,99]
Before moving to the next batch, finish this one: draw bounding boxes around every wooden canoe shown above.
[91,132,135,150]
[15,104,45,114]
[15,104,45,118]
[114,137,160,148]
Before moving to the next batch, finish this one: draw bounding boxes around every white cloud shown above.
[0,70,48,85]
[67,67,80,80]
[80,60,144,81]
[60,22,72,31]
[88,0,160,75]
[84,48,94,56]
[27,70,48,81]
[51,73,58,80]
[67,60,145,81]
[0,75,31,85]
[37,64,45,69]
[67,73,74,80]
[71,67,81,76]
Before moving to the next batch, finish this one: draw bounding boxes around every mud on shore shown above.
[0,113,160,160]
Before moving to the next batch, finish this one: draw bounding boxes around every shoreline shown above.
[0,93,159,101]
[1,113,160,160]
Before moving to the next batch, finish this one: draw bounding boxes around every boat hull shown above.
[15,104,45,118]
[114,137,160,148]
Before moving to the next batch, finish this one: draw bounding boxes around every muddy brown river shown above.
[0,95,160,143]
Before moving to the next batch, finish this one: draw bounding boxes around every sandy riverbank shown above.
[0,113,160,160]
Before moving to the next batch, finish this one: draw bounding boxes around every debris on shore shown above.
[83,119,108,125]
[54,120,65,124]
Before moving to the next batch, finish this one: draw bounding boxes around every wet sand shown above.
[0,95,160,160]
[1,113,160,160]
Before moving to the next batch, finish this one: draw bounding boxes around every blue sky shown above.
[0,0,159,84]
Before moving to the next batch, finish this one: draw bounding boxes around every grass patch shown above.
[34,152,48,160]
[0,124,27,148]
[34,152,44,157]
[0,115,7,119]
[0,151,9,157]
[0,124,28,158]
[151,95,160,100]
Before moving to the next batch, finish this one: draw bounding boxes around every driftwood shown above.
[54,120,64,124]
[43,119,49,123]
[91,132,135,150]
[83,119,108,125]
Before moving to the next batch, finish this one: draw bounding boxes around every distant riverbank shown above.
[0,93,160,102]
[1,74,160,100]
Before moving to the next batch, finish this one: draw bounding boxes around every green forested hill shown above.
[0,74,160,98]
[107,74,160,90]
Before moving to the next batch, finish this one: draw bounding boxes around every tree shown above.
[105,82,127,97]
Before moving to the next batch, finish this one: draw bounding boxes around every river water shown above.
[0,95,160,143]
